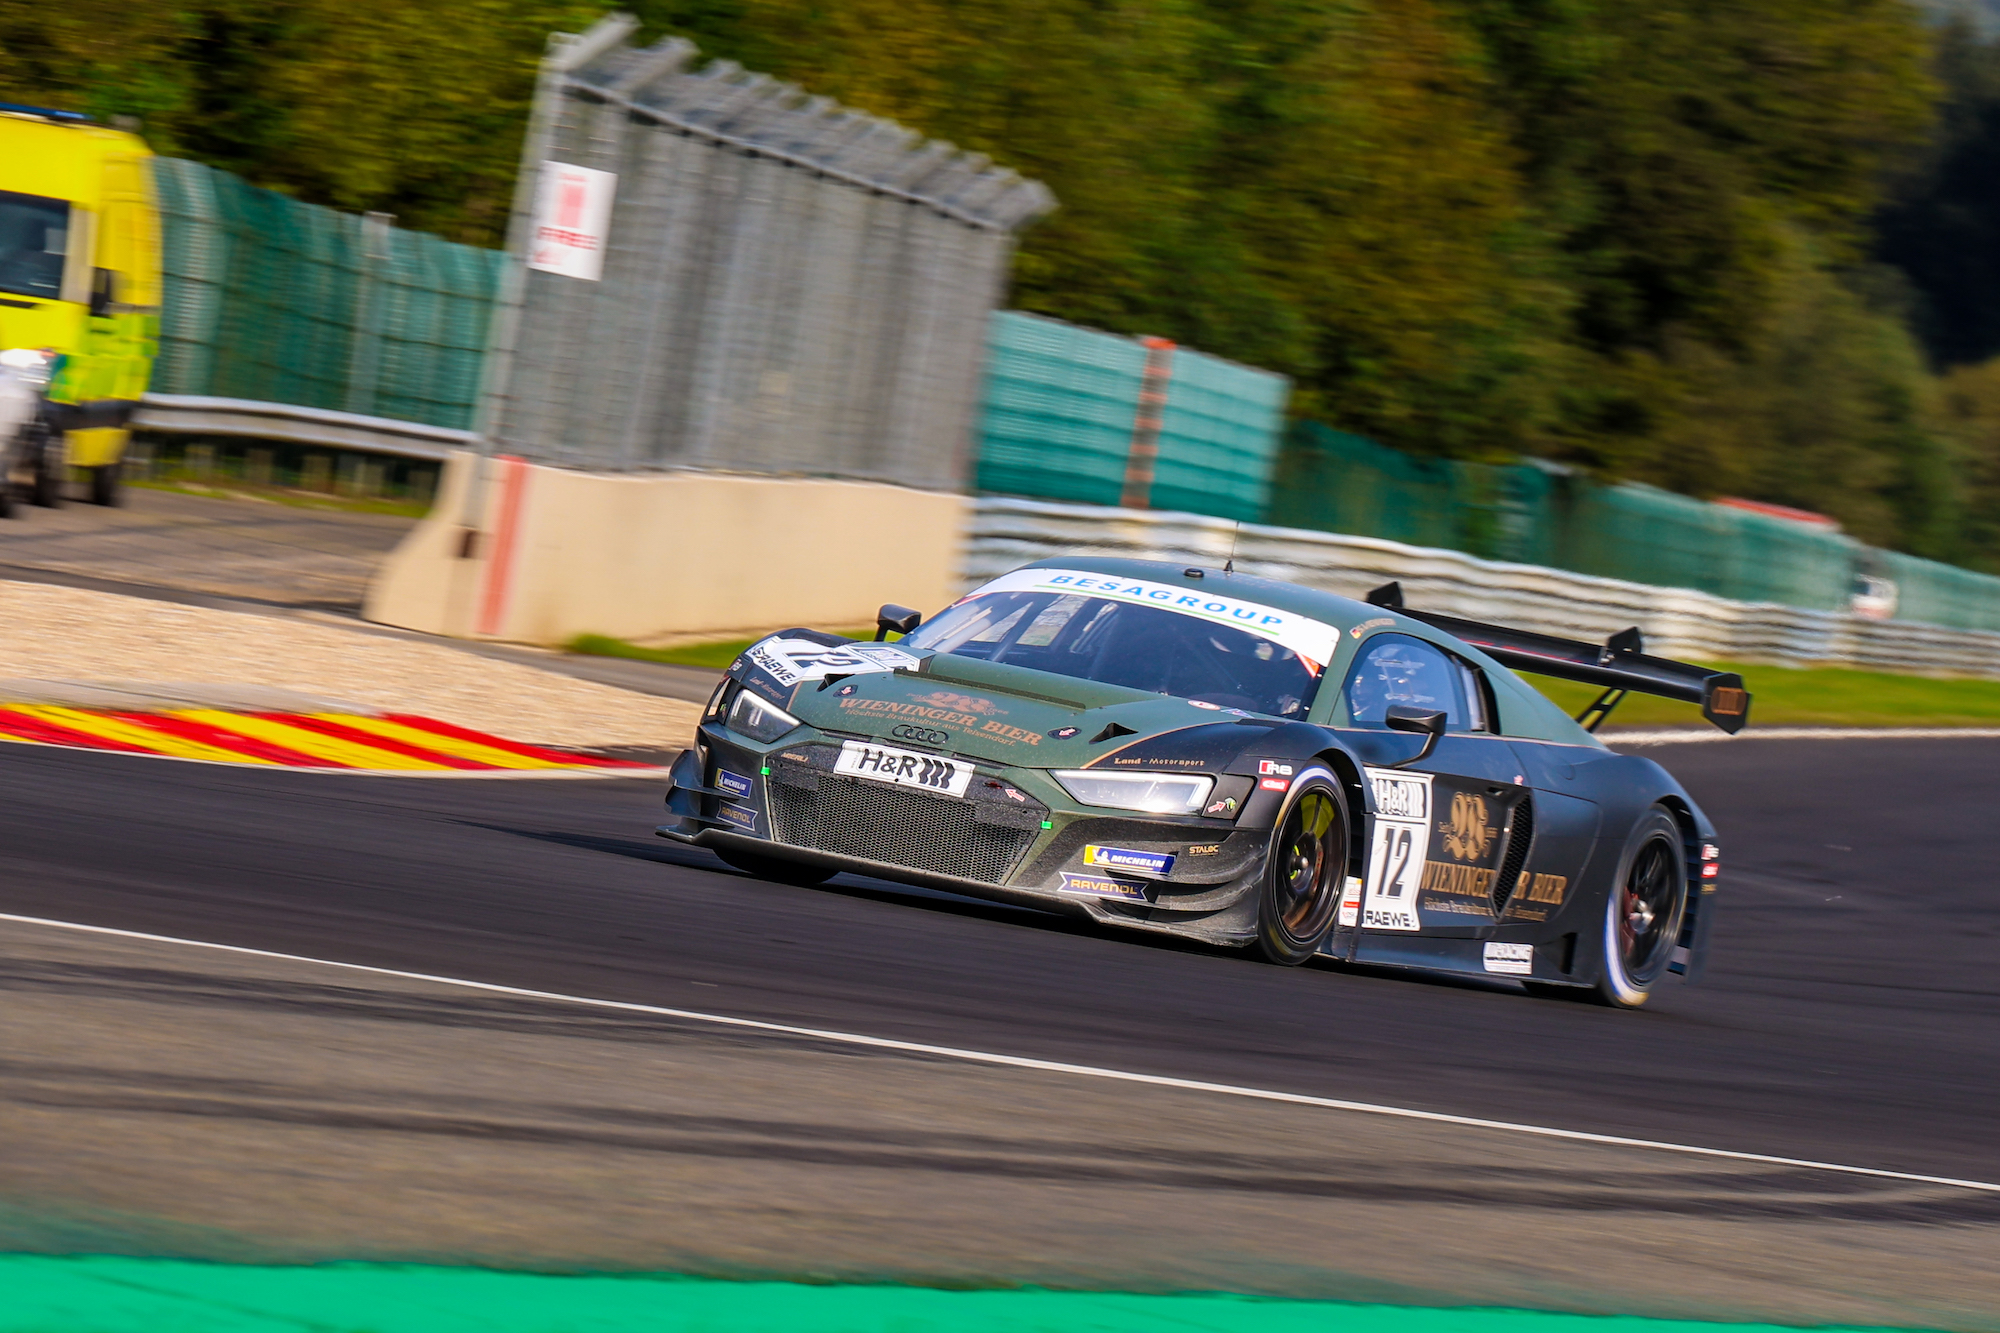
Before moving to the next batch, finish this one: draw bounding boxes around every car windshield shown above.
[0,191,68,300]
[905,588,1328,719]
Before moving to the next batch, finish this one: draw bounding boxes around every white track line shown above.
[1610,727,2000,746]
[5,910,1995,1197]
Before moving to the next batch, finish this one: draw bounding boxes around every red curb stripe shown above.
[257,713,494,771]
[111,712,337,768]
[475,455,530,637]
[0,709,161,754]
[380,713,645,767]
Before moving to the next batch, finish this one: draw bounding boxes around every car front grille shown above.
[770,772,1038,885]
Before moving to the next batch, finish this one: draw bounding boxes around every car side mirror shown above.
[1384,705,1446,769]
[875,603,922,641]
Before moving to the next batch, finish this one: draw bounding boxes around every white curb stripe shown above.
[1609,727,2000,746]
[3,911,1994,1196]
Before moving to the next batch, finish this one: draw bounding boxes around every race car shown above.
[657,558,1749,1007]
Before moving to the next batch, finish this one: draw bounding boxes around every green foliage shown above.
[7,0,1991,564]
[0,0,599,245]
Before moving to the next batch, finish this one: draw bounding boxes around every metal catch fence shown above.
[483,18,1054,487]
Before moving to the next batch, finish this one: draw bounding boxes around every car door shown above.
[1330,632,1533,938]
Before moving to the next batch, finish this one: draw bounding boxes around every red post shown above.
[1120,336,1176,510]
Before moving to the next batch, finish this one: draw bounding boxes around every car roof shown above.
[1017,555,1394,633]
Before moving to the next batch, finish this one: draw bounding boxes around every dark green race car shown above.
[658,558,1749,1008]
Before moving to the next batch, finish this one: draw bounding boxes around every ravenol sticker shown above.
[1360,766,1431,932]
[715,769,754,799]
[715,803,758,832]
[966,568,1340,671]
[1058,871,1150,902]
[744,637,918,688]
[1483,941,1534,976]
[1083,845,1175,877]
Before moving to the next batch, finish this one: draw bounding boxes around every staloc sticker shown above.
[1083,845,1175,877]
[744,637,918,688]
[715,803,758,833]
[715,769,754,799]
[1058,871,1150,902]
[1360,767,1431,931]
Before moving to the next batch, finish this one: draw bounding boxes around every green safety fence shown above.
[149,158,505,431]
[1270,421,2000,627]
[0,1256,1929,1333]
[974,311,1290,522]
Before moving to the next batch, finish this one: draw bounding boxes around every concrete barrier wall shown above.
[365,452,966,644]
[966,496,2000,679]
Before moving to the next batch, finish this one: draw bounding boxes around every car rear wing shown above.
[1365,583,1751,734]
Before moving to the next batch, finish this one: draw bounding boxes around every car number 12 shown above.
[1361,767,1431,932]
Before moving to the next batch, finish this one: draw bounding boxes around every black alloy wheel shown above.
[1254,772,1348,966]
[1593,808,1689,1008]
[714,843,836,888]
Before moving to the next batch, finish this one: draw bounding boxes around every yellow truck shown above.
[0,101,161,512]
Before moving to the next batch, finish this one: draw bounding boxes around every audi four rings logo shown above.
[890,724,951,747]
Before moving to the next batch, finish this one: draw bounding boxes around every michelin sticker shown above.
[1360,766,1431,932]
[1083,845,1175,877]
[745,638,919,688]
[715,769,754,799]
[965,568,1340,672]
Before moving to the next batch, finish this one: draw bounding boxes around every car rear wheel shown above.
[1253,770,1348,966]
[1590,808,1689,1008]
[714,843,836,887]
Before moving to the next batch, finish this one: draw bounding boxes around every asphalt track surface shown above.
[1,734,1994,1187]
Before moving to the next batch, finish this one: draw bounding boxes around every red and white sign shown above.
[528,161,617,281]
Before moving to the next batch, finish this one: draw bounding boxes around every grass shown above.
[128,475,435,518]
[568,630,879,669]
[1522,662,2000,730]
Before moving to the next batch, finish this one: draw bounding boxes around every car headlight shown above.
[1053,770,1215,816]
[726,688,801,743]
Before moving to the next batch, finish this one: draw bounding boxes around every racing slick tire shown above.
[1252,768,1349,966]
[714,844,837,888]
[1587,807,1689,1008]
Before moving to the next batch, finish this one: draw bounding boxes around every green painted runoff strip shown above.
[0,1256,1923,1333]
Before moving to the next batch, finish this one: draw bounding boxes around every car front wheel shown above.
[1252,769,1348,966]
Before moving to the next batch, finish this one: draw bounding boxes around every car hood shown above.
[784,650,1252,770]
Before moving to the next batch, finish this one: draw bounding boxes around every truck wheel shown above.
[28,426,61,507]
[88,462,121,507]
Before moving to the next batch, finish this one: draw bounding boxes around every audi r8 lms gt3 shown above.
[657,559,1750,1008]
